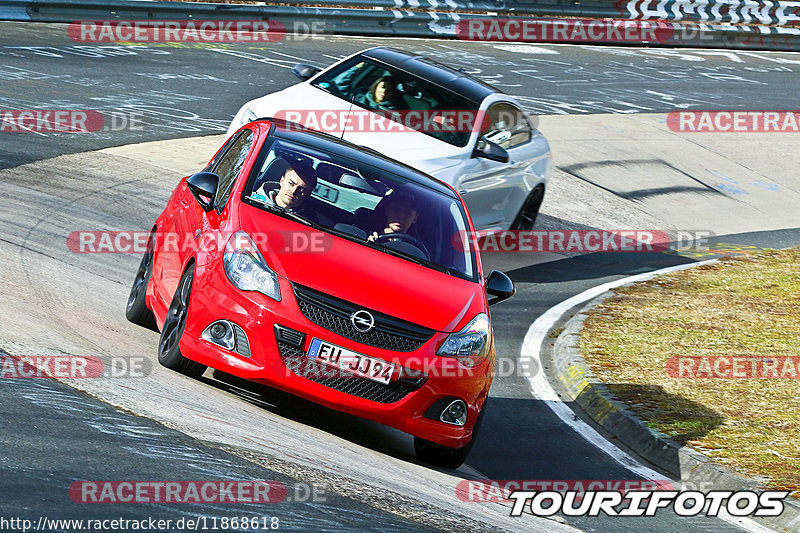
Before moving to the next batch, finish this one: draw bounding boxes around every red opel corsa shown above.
[126,119,515,468]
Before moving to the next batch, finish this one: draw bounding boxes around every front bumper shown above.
[179,260,492,448]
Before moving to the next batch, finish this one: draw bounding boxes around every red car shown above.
[126,119,515,468]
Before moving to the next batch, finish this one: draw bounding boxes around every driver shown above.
[368,191,418,242]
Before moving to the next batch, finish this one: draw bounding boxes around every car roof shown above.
[359,47,499,105]
[265,119,459,199]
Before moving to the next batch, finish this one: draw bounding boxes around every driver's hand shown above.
[368,231,379,242]
[355,62,365,69]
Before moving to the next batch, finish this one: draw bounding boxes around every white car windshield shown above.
[244,138,477,280]
[311,57,479,147]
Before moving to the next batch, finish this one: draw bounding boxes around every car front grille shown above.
[276,341,414,404]
[292,284,435,352]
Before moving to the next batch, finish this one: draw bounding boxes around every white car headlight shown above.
[223,231,280,301]
[437,313,491,368]
[243,108,257,124]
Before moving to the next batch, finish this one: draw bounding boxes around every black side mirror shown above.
[486,270,515,305]
[473,137,510,163]
[186,172,219,212]
[292,63,322,81]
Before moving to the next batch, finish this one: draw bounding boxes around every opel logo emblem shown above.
[350,310,375,333]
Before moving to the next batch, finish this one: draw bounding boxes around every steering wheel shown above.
[375,233,430,261]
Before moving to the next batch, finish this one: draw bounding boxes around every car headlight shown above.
[437,313,491,368]
[223,231,281,301]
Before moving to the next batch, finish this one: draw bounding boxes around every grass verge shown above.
[580,248,800,496]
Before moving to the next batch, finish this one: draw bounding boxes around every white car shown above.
[228,47,551,231]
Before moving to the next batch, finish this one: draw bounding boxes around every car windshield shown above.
[243,137,477,281]
[311,57,478,147]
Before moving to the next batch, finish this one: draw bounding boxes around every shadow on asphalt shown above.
[203,369,418,461]
[202,369,721,486]
[467,391,720,483]
[504,251,696,284]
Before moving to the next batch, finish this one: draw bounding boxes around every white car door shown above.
[456,102,539,230]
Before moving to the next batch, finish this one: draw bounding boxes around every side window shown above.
[203,133,239,172]
[482,103,532,149]
[212,130,254,211]
[324,59,387,100]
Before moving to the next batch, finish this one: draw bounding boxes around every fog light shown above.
[210,323,227,339]
[201,320,235,351]
[440,399,467,426]
[447,402,465,419]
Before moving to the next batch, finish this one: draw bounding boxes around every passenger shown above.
[332,62,402,111]
[363,76,401,111]
[260,160,318,214]
[368,191,419,242]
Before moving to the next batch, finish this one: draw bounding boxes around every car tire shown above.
[414,399,488,469]
[125,233,158,332]
[511,185,545,231]
[158,265,207,378]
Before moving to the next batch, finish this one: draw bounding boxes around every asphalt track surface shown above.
[3,22,800,170]
[1,22,800,532]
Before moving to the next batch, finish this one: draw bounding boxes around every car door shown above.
[198,128,255,261]
[455,102,534,230]
[155,130,254,304]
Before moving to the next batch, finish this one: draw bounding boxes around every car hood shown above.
[238,205,484,333]
[243,84,465,182]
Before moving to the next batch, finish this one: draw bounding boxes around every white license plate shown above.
[312,183,339,204]
[307,338,395,385]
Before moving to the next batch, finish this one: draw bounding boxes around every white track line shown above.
[520,259,776,532]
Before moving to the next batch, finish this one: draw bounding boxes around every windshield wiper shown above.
[370,244,454,276]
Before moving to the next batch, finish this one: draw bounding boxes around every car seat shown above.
[253,157,290,194]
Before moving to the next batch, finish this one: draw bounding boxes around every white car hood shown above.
[240,84,465,179]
